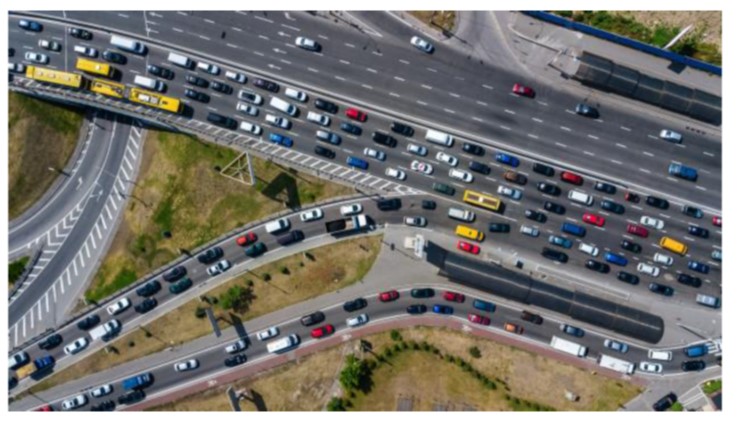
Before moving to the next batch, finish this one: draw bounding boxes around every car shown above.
[503,171,527,185]
[225,70,247,83]
[147,64,175,80]
[712,250,722,262]
[618,240,641,255]
[410,160,434,175]
[61,394,88,411]
[579,243,599,258]
[639,362,663,374]
[468,161,491,175]
[340,122,362,135]
[269,132,293,147]
[575,103,598,118]
[76,45,98,58]
[345,107,367,122]
[646,195,669,210]
[442,291,465,303]
[307,111,330,126]
[407,304,427,314]
[432,304,454,314]
[210,81,232,94]
[659,129,683,143]
[340,203,362,216]
[256,327,280,341]
[38,333,63,350]
[107,297,131,315]
[458,241,480,255]
[8,63,26,73]
[678,273,702,287]
[69,27,92,39]
[421,200,436,210]
[407,143,428,156]
[449,168,473,183]
[433,182,456,196]
[603,339,629,353]
[495,152,520,167]
[585,259,610,273]
[533,162,555,177]
[184,89,209,103]
[266,114,290,129]
[346,314,369,328]
[225,339,248,354]
[77,314,100,330]
[385,167,406,181]
[238,89,263,105]
[174,359,199,372]
[712,216,722,227]
[314,145,335,159]
[316,130,341,145]
[653,253,673,266]
[497,185,522,200]
[548,235,572,249]
[489,223,510,233]
[388,121,414,136]
[668,163,698,181]
[118,390,146,405]
[467,313,490,325]
[224,354,248,368]
[18,20,43,31]
[473,299,497,313]
[91,400,116,411]
[600,199,625,214]
[64,337,89,355]
[410,35,434,53]
[617,271,640,285]
[90,384,113,398]
[594,182,616,194]
[252,77,279,92]
[524,209,547,223]
[185,74,209,88]
[683,344,709,357]
[626,224,649,238]
[24,52,49,64]
[300,208,323,222]
[379,290,400,302]
[512,83,535,97]
[371,131,397,147]
[134,297,158,314]
[410,288,435,298]
[652,392,677,411]
[541,247,568,263]
[295,36,320,51]
[640,216,664,230]
[38,39,61,51]
[299,310,326,327]
[207,259,231,276]
[520,225,539,237]
[377,198,401,211]
[688,260,710,274]
[681,360,706,372]
[582,213,605,227]
[624,191,640,203]
[560,171,583,185]
[503,323,524,334]
[544,201,565,215]
[404,216,427,227]
[343,298,368,312]
[682,205,703,219]
[648,283,674,296]
[515,312,541,326]
[560,324,584,337]
[688,225,709,238]
[435,151,458,166]
[315,98,338,113]
[235,231,257,247]
[198,247,224,264]
[461,142,485,156]
[169,278,193,294]
[536,182,561,196]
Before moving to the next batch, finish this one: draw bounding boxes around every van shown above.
[167,52,194,69]
[568,190,593,206]
[604,252,628,267]
[424,129,454,147]
[197,61,220,75]
[647,350,673,361]
[266,334,300,354]
[696,293,720,309]
[110,35,146,54]
[265,218,290,234]
[277,230,304,246]
[346,156,368,170]
[562,222,586,237]
[472,299,496,313]
[270,96,298,116]
[455,225,485,242]
[133,75,165,92]
[659,236,688,256]
[448,207,475,223]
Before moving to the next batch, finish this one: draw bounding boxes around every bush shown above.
[195,307,207,319]
[262,273,271,282]
[128,341,135,348]
[446,354,454,363]
[384,347,393,357]
[468,346,481,359]
[327,397,346,411]
[394,344,402,352]
[280,266,290,275]
[411,341,420,350]
[8,256,30,284]
[389,329,402,341]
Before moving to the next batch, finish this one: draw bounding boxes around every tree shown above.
[218,285,255,313]
[339,354,364,392]
[327,397,346,411]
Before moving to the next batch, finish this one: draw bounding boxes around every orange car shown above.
[503,323,524,334]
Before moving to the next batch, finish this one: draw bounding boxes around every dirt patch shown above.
[408,11,457,32]
[623,11,721,47]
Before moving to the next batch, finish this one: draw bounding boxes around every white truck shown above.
[266,334,300,354]
[89,319,121,341]
[598,354,635,375]
[550,336,588,357]
[110,35,146,54]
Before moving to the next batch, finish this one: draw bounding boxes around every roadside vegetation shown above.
[702,379,721,395]
[8,92,85,219]
[408,11,457,32]
[8,256,30,285]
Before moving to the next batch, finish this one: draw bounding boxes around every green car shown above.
[432,182,455,196]
[244,242,267,257]
[410,288,435,298]
[169,278,193,294]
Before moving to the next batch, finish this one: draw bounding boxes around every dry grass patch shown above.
[408,11,457,32]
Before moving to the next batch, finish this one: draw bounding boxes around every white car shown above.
[520,225,539,237]
[38,39,61,51]
[385,167,406,181]
[285,87,308,102]
[363,147,385,161]
[8,63,26,73]
[403,216,427,227]
[497,185,523,200]
[197,61,220,75]
[578,243,599,257]
[410,36,434,53]
[61,394,88,411]
[406,143,427,156]
[306,111,330,126]
[90,384,113,398]
[265,114,290,129]
[346,313,369,328]
[448,168,473,183]
[64,337,89,355]
[659,129,682,143]
[238,90,263,105]
[239,121,262,135]
[653,253,673,266]
[225,70,247,84]
[107,297,131,316]
[435,151,458,166]
[24,52,49,64]
[410,160,434,175]
[256,326,280,341]
[639,361,663,374]
[236,102,259,116]
[207,259,231,276]
[340,203,362,216]
[300,208,323,222]
[637,262,660,277]
[640,216,664,230]
[224,339,248,353]
[73,45,98,58]
[174,359,199,372]
[295,36,320,51]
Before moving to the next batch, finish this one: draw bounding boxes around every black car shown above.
[340,122,362,135]
[371,131,397,147]
[468,161,490,175]
[91,400,116,411]
[575,103,599,118]
[9,376,18,390]
[620,239,642,253]
[536,182,560,196]
[77,314,101,330]
[461,142,484,156]
[594,182,617,194]
[69,27,93,40]
[377,198,401,211]
[343,298,368,312]
[541,247,568,263]
[198,247,224,264]
[314,98,338,113]
[600,199,625,215]
[688,225,709,238]
[421,200,436,210]
[390,122,414,136]
[648,283,674,296]
[525,209,547,223]
[489,223,510,233]
[682,205,704,219]
[532,162,555,177]
[210,81,232,94]
[543,201,565,215]
[652,392,677,411]
[314,145,335,159]
[678,273,702,288]
[162,266,187,283]
[224,354,248,367]
[681,360,706,372]
[585,260,610,273]
[135,298,158,314]
[185,74,209,88]
[147,64,174,79]
[300,311,325,326]
[118,390,146,405]
[520,311,543,325]
[410,288,435,298]
[207,112,237,129]
[617,271,640,285]
[646,195,669,210]
[102,50,127,64]
[184,89,209,103]
[170,278,193,294]
[136,280,161,297]
[406,304,427,314]
[38,334,63,350]
[252,77,279,92]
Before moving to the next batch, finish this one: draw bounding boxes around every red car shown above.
[624,191,640,203]
[467,313,490,325]
[457,241,480,255]
[582,213,605,227]
[378,290,400,302]
[626,224,649,238]
[443,291,465,303]
[345,107,367,122]
[512,83,535,98]
[310,324,335,338]
[235,231,258,247]
[503,323,524,334]
[712,216,722,227]
[560,171,583,185]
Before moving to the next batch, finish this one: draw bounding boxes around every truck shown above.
[121,372,153,391]
[598,354,635,375]
[550,336,588,357]
[266,334,300,354]
[15,356,55,380]
[325,214,369,235]
[109,34,147,54]
[89,319,121,341]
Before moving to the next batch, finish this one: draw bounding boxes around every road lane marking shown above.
[560,126,572,131]
[703,151,714,157]
[532,117,543,123]
[394,76,405,82]
[587,134,599,140]
[389,92,400,98]
[583,151,595,156]
[427,67,438,72]
[421,84,432,90]
[611,159,623,165]
[499,125,511,131]
[639,168,651,174]
[361,84,373,90]
[449,92,461,98]
[555,142,567,148]
[399,59,410,64]
[615,143,627,148]
[643,151,654,157]
[504,109,515,115]
[482,84,493,90]
[476,100,487,106]
[417,100,428,106]
[172,27,184,33]
[527,134,539,139]
[620,126,631,131]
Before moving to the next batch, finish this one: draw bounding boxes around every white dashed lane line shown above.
[615,143,627,148]
[482,84,493,90]
[620,126,632,131]
[560,126,572,131]
[532,117,543,123]
[504,109,515,115]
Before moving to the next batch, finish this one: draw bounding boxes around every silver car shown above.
[90,384,113,398]
[659,129,683,143]
[207,259,231,276]
[24,51,49,64]
[404,216,427,227]
[410,36,434,53]
[61,394,88,410]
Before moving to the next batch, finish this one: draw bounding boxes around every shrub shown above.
[195,307,207,319]
[262,273,271,282]
[389,330,402,341]
[384,347,393,357]
[468,346,481,359]
[327,397,346,411]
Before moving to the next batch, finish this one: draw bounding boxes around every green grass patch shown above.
[670,401,684,411]
[86,268,138,303]
[702,379,722,395]
[8,256,30,284]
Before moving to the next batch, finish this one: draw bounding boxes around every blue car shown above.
[495,152,520,167]
[548,235,572,249]
[346,156,369,170]
[340,122,362,135]
[18,19,43,32]
[561,222,586,237]
[560,323,584,337]
[683,344,709,358]
[269,133,293,147]
[472,299,496,313]
[604,252,628,267]
[668,163,698,181]
[432,304,454,315]
[688,260,710,274]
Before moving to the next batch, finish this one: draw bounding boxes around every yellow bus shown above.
[455,225,485,242]
[128,88,182,114]
[75,58,113,78]
[25,66,83,89]
[90,78,126,99]
[659,236,688,256]
[463,189,501,211]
